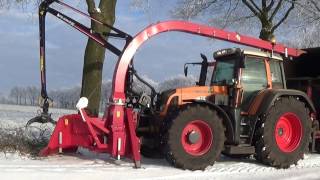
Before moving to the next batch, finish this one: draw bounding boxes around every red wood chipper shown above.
[29,0,320,170]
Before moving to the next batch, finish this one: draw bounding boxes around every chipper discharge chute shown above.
[30,0,320,170]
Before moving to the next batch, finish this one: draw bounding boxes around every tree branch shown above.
[271,1,295,32]
[267,0,275,11]
[222,0,241,28]
[310,0,320,12]
[262,0,267,9]
[269,0,283,21]
[242,0,261,18]
[193,0,219,14]
[249,0,262,13]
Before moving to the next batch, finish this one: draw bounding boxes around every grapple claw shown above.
[26,113,56,127]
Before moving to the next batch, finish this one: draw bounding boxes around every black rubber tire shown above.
[254,97,312,168]
[163,104,225,170]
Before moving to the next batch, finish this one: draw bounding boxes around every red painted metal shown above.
[125,108,141,166]
[111,20,305,101]
[40,114,95,156]
[181,120,213,156]
[275,112,303,153]
[42,106,141,166]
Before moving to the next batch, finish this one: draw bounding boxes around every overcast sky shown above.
[0,0,243,94]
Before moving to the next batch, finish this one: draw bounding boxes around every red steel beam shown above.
[111,20,304,100]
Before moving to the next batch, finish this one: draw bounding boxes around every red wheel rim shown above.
[274,112,303,153]
[181,120,213,156]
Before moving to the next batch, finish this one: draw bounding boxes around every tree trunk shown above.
[259,16,274,41]
[81,0,117,116]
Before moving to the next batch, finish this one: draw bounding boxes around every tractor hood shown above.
[177,85,228,103]
[158,85,228,117]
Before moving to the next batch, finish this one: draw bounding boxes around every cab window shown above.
[211,58,236,85]
[241,56,267,88]
[269,60,284,89]
[241,56,267,110]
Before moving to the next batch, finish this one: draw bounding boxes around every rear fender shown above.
[255,89,316,116]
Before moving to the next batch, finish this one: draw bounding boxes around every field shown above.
[0,104,320,180]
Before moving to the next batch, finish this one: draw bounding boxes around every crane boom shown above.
[111,21,304,100]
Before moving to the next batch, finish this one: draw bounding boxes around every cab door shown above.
[240,56,268,111]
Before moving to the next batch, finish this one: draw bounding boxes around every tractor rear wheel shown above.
[163,104,225,170]
[254,97,311,168]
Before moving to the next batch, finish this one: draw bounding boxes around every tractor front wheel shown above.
[163,104,225,170]
[254,97,311,168]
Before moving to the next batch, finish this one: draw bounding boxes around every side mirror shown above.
[184,65,188,77]
[200,53,207,61]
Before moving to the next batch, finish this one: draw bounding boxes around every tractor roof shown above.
[243,49,283,61]
[214,48,283,61]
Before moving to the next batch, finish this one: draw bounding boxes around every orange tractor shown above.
[30,0,320,170]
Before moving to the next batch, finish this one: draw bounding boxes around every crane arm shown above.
[112,20,304,100]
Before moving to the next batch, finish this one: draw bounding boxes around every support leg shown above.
[126,109,141,168]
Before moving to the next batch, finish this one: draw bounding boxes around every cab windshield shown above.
[211,58,236,85]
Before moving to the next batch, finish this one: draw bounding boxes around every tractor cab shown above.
[210,48,286,147]
[157,48,284,116]
[212,48,284,111]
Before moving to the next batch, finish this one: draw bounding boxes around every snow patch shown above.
[0,104,320,179]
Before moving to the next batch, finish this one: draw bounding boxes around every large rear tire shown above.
[163,104,225,170]
[254,97,311,168]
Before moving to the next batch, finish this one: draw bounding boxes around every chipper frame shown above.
[37,0,304,168]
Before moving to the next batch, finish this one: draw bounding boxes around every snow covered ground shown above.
[1,104,320,180]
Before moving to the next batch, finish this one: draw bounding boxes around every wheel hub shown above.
[277,128,284,136]
[188,130,200,144]
[181,120,213,156]
[275,112,303,153]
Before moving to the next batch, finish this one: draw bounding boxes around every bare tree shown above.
[47,86,80,109]
[171,0,310,41]
[296,0,320,23]
[0,0,42,9]
[287,0,320,48]
[1,0,117,115]
[9,86,21,105]
[80,0,117,116]
[26,86,39,106]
